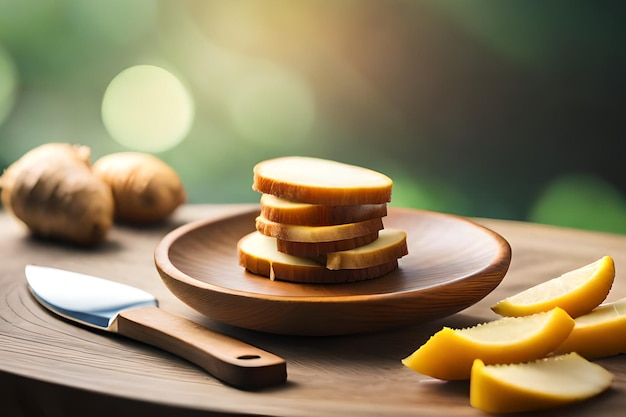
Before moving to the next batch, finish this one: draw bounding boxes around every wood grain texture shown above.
[1,204,626,417]
[116,306,287,390]
[155,207,511,335]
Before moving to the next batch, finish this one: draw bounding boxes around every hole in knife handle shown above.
[238,354,262,360]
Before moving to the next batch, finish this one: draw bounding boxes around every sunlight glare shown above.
[101,65,195,153]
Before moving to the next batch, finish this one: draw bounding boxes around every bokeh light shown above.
[101,65,195,153]
[0,1,625,233]
[227,63,316,146]
[0,44,17,127]
[529,173,626,233]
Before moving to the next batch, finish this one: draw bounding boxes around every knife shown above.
[25,265,287,390]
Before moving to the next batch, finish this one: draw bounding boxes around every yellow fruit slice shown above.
[491,256,615,318]
[553,296,626,359]
[401,308,574,380]
[470,353,613,413]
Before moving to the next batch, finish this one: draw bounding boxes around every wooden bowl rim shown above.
[154,206,512,304]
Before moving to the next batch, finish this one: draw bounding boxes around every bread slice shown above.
[314,228,408,270]
[238,231,398,283]
[255,215,384,242]
[253,156,393,205]
[260,194,387,226]
[276,232,379,257]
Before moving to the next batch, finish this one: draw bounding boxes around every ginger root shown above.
[0,143,114,246]
[92,152,186,223]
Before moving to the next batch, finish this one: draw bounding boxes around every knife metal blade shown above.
[25,265,287,390]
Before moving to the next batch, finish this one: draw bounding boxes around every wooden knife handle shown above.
[115,306,287,390]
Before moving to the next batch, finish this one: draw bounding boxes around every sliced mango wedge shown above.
[402,307,574,380]
[491,256,615,318]
[470,353,613,413]
[554,296,626,359]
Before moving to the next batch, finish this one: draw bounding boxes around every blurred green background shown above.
[1,0,625,233]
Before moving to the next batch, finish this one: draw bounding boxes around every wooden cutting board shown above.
[1,204,625,417]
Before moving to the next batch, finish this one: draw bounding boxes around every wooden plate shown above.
[154,207,511,336]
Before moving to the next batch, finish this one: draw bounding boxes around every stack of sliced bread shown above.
[237,156,408,284]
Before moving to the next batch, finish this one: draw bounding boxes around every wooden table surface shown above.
[1,204,625,417]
